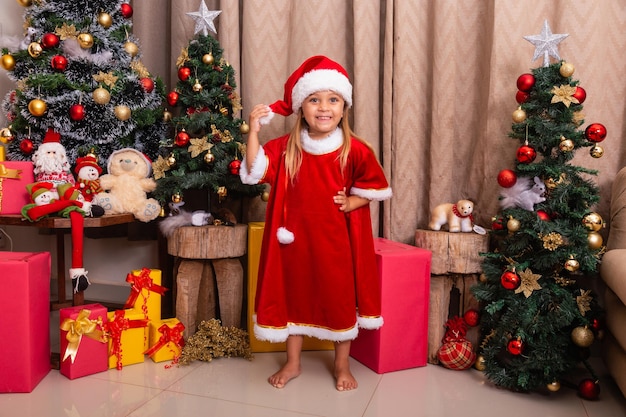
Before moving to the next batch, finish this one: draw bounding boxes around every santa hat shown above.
[260,55,353,125]
[26,181,55,203]
[107,148,152,176]
[74,154,102,175]
[43,127,61,144]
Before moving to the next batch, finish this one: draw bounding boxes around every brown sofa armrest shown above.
[601,249,626,303]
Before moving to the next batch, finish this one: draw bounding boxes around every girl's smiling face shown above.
[301,90,345,139]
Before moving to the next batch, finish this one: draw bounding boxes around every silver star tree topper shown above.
[523,20,568,67]
[186,1,222,36]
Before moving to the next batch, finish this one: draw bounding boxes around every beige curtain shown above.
[135,0,626,244]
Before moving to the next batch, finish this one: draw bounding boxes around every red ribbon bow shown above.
[144,322,186,357]
[103,309,149,370]
[123,268,168,309]
[442,316,469,343]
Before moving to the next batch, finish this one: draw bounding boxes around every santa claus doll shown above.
[32,128,75,186]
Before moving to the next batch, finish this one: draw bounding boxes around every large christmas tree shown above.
[0,0,166,163]
[472,21,606,399]
[151,2,264,209]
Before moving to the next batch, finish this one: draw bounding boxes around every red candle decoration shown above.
[69,103,85,121]
[120,3,133,18]
[140,78,155,93]
[166,91,179,107]
[41,33,60,49]
[177,67,191,81]
[516,144,536,164]
[501,270,520,290]
[51,55,68,71]
[516,73,535,92]
[497,169,517,188]
[584,123,607,143]
[573,86,586,104]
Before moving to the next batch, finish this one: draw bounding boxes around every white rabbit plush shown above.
[499,176,546,211]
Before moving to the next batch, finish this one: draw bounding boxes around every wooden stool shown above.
[167,224,247,338]
[414,229,489,364]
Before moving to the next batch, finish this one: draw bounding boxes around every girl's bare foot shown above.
[334,364,358,391]
[268,362,301,388]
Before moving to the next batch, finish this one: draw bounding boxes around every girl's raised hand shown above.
[249,104,271,133]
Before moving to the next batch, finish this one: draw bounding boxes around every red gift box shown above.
[0,251,51,392]
[0,161,35,214]
[59,303,108,379]
[350,238,431,373]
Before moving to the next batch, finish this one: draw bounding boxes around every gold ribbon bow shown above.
[0,163,22,179]
[60,309,105,363]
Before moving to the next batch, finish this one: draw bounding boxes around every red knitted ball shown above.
[437,340,476,370]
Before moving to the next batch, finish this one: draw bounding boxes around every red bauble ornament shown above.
[501,271,520,290]
[174,131,190,146]
[516,144,537,164]
[584,123,607,143]
[120,3,133,18]
[140,77,155,93]
[41,33,60,49]
[491,216,504,230]
[516,73,535,92]
[178,67,191,81]
[507,338,524,355]
[515,90,529,104]
[69,103,85,121]
[167,91,179,107]
[578,379,600,401]
[51,55,68,71]
[463,309,480,327]
[228,159,242,175]
[573,86,586,104]
[497,169,517,188]
[537,210,551,221]
[19,138,34,154]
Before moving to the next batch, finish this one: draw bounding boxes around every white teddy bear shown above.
[429,199,475,233]
[94,148,161,222]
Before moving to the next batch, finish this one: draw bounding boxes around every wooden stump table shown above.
[414,229,489,364]
[167,224,247,338]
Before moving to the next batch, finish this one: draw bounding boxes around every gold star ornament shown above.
[515,268,542,298]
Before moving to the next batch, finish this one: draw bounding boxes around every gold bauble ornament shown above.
[163,109,173,122]
[239,121,250,134]
[547,381,561,392]
[27,42,43,58]
[92,87,111,105]
[202,53,214,65]
[559,62,575,78]
[124,41,139,57]
[77,33,94,49]
[204,152,215,164]
[114,105,131,121]
[219,107,228,116]
[28,98,47,116]
[98,12,113,28]
[564,256,580,272]
[512,107,526,123]
[1,54,16,70]
[166,154,176,167]
[590,145,604,158]
[559,136,574,152]
[192,79,203,92]
[507,217,520,232]
[159,207,166,217]
[17,0,33,6]
[261,191,270,202]
[0,127,14,144]
[587,231,603,250]
[474,355,486,371]
[479,273,487,283]
[171,193,182,204]
[571,326,594,348]
[582,212,603,232]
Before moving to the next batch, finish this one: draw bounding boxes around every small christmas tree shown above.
[472,21,605,399]
[0,0,166,163]
[152,3,264,208]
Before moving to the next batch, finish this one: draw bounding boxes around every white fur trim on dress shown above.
[301,128,342,155]
[351,186,393,201]
[357,315,384,330]
[254,320,359,343]
[291,69,353,112]
[239,147,267,185]
[277,227,295,244]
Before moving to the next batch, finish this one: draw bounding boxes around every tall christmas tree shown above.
[472,21,606,399]
[152,2,264,209]
[0,0,166,163]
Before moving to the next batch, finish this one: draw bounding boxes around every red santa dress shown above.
[240,128,392,342]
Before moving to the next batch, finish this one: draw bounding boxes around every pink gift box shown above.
[0,251,51,392]
[59,303,108,380]
[350,238,431,373]
[0,161,34,214]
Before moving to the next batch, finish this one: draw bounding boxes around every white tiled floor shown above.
[2,313,626,417]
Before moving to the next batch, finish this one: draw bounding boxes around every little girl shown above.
[240,55,392,391]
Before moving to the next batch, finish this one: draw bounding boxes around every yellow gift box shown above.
[106,309,148,369]
[146,318,185,363]
[247,222,333,352]
[124,268,166,350]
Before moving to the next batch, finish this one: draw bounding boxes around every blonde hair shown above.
[284,106,374,182]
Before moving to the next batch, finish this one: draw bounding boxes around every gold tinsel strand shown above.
[178,319,253,365]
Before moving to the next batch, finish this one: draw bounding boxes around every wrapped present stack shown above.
[0,149,35,215]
